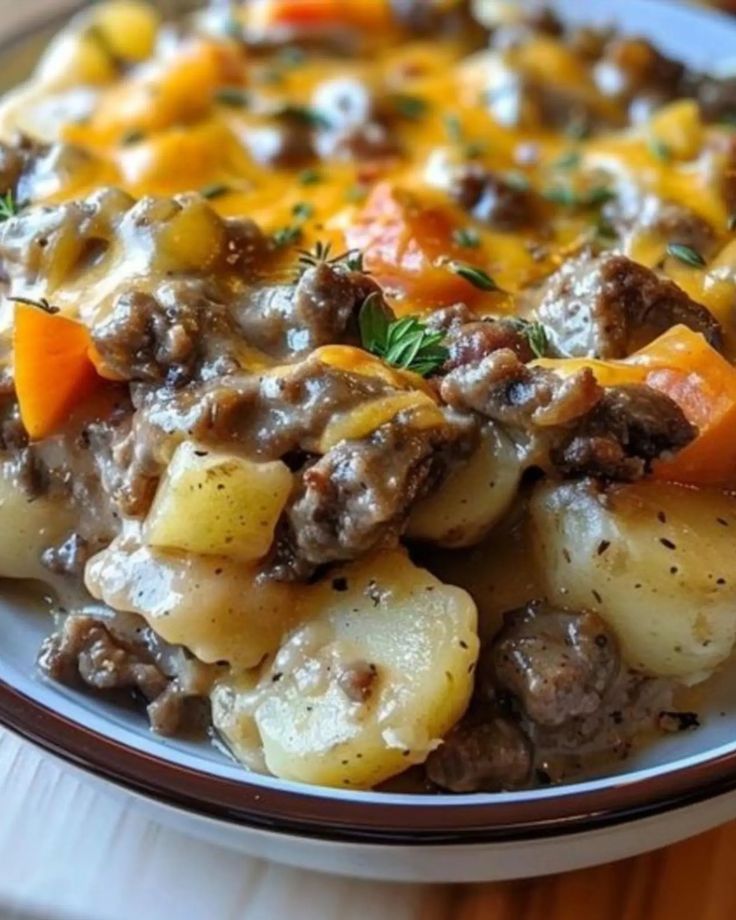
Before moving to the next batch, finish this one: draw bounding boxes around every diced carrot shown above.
[245,0,392,31]
[627,327,736,487]
[536,325,736,487]
[344,183,495,310]
[13,305,100,440]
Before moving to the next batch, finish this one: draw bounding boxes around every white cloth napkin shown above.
[0,729,443,920]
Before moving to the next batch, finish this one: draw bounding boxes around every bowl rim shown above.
[4,677,736,844]
[3,0,736,846]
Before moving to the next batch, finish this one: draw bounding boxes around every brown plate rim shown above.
[3,677,736,845]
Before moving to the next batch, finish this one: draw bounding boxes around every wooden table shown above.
[0,727,733,920]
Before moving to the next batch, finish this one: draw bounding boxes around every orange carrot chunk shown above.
[345,183,496,310]
[536,325,736,487]
[245,0,391,30]
[13,304,99,440]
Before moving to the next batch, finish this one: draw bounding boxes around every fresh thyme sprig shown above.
[296,241,365,274]
[359,294,448,376]
[0,190,19,222]
[509,317,549,358]
[666,242,706,268]
[10,295,59,314]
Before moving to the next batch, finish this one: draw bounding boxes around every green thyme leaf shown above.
[648,137,672,162]
[391,93,429,120]
[667,242,706,268]
[10,295,58,314]
[452,227,481,248]
[509,317,549,358]
[728,213,736,231]
[543,184,614,208]
[0,190,19,222]
[504,171,531,192]
[200,182,230,200]
[448,261,501,292]
[443,113,463,144]
[214,87,250,108]
[299,168,322,186]
[120,128,145,146]
[359,294,448,376]
[564,117,591,140]
[554,150,581,170]
[292,201,314,221]
[273,201,315,249]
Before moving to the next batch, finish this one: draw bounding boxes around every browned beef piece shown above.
[235,262,385,358]
[490,603,620,727]
[427,304,533,369]
[537,253,722,359]
[38,615,208,736]
[553,384,696,481]
[312,77,401,162]
[689,74,736,123]
[425,715,532,792]
[92,283,241,385]
[439,349,694,480]
[593,36,685,119]
[448,164,540,231]
[243,120,315,168]
[389,0,486,43]
[273,420,453,576]
[439,347,603,429]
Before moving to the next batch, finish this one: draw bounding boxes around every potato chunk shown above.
[85,539,301,671]
[530,479,736,681]
[211,549,479,788]
[144,441,293,563]
[407,424,522,547]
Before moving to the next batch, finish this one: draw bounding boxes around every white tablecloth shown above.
[0,730,441,920]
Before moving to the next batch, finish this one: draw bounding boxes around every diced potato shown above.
[212,549,479,788]
[144,441,293,563]
[530,479,736,681]
[407,424,522,547]
[0,461,75,580]
[85,539,301,670]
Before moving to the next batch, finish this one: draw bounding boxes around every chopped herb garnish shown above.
[463,140,487,159]
[276,104,331,129]
[10,295,58,314]
[565,117,591,140]
[359,293,448,376]
[452,227,481,248]
[292,201,314,220]
[299,168,322,186]
[297,241,366,274]
[443,112,486,159]
[298,240,333,267]
[345,183,368,203]
[214,87,250,108]
[729,213,736,231]
[272,201,314,248]
[120,128,145,146]
[648,137,672,162]
[667,242,706,268]
[0,190,19,222]
[448,261,501,292]
[504,171,531,191]
[554,150,581,170]
[272,225,303,247]
[278,46,307,67]
[391,93,429,120]
[596,216,618,241]
[443,113,463,143]
[510,318,549,358]
[544,184,614,208]
[200,182,230,200]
